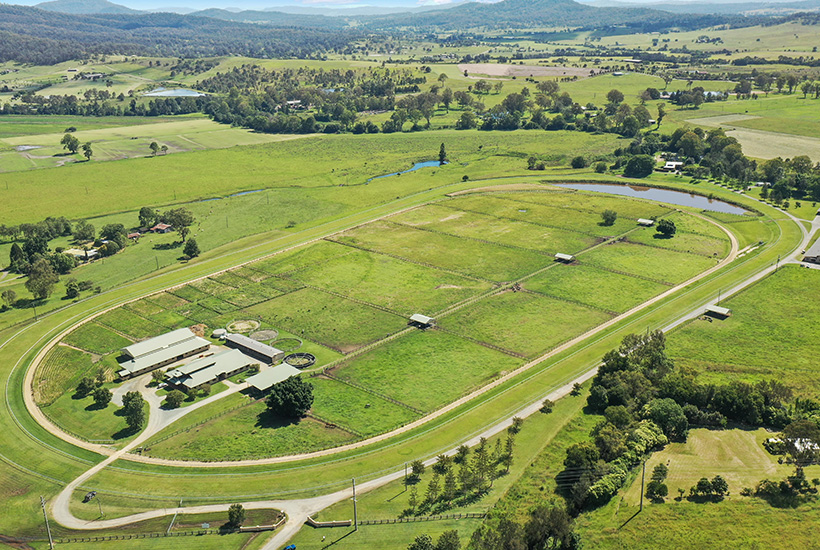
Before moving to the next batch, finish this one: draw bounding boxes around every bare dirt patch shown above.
[459,63,598,79]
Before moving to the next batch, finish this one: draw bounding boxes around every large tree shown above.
[162,207,195,241]
[25,258,59,300]
[121,391,145,431]
[266,375,313,418]
[61,133,80,154]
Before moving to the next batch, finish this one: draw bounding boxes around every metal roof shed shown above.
[409,313,436,326]
[705,305,732,318]
[637,218,655,226]
[555,253,576,262]
[121,328,198,360]
[246,364,302,392]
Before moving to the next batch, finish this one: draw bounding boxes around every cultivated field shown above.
[38,189,731,459]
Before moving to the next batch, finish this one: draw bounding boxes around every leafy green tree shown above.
[73,220,95,242]
[100,223,127,248]
[656,219,677,237]
[199,383,211,397]
[435,530,460,550]
[149,141,159,156]
[652,463,669,482]
[150,369,165,385]
[601,209,618,226]
[92,387,112,408]
[25,258,59,300]
[571,156,587,169]
[439,143,447,165]
[138,207,157,229]
[644,398,688,440]
[266,375,314,418]
[540,399,554,414]
[122,391,145,431]
[623,155,655,178]
[454,445,470,464]
[61,133,80,154]
[1,289,17,308]
[165,389,186,409]
[162,208,195,241]
[408,533,435,550]
[425,473,441,504]
[411,459,426,479]
[81,142,93,161]
[711,475,729,498]
[183,238,200,258]
[65,278,80,299]
[645,479,668,501]
[524,505,575,550]
[9,243,26,272]
[607,89,625,104]
[49,252,76,275]
[227,503,245,527]
[76,376,97,397]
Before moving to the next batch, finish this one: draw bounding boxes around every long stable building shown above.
[118,328,210,379]
[166,349,257,391]
[224,333,285,364]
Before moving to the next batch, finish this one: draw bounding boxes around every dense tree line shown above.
[558,331,803,513]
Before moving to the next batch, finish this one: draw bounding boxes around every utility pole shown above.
[40,496,53,550]
[717,289,721,305]
[776,255,781,271]
[639,461,646,512]
[404,462,408,491]
[352,478,358,531]
[155,256,159,270]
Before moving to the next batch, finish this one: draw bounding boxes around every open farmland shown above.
[667,265,820,395]
[37,189,731,459]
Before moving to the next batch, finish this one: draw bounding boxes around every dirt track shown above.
[459,63,597,79]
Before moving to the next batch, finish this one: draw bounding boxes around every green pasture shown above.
[0,118,296,170]
[41,386,131,443]
[309,376,419,436]
[581,241,721,285]
[0,115,192,139]
[447,194,644,238]
[334,330,521,412]
[62,322,132,355]
[293,247,493,315]
[667,265,820,395]
[390,202,600,255]
[244,288,405,353]
[333,220,550,282]
[33,345,96,405]
[523,264,669,314]
[144,401,356,461]
[627,226,729,257]
[443,290,612,358]
[576,427,820,550]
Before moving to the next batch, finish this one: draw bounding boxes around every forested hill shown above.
[34,0,139,15]
[0,5,360,65]
[188,8,348,29]
[369,0,743,31]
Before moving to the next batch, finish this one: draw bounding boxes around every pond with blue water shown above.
[555,183,748,215]
[143,88,207,97]
[367,160,445,182]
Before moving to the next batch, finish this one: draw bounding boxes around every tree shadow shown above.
[618,509,641,529]
[112,425,140,440]
[255,409,300,429]
[320,528,356,548]
[85,402,108,412]
[153,242,182,251]
[652,233,673,240]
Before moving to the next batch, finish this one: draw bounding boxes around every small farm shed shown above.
[637,218,655,226]
[151,223,172,233]
[705,305,732,319]
[555,253,575,263]
[246,363,302,393]
[409,314,436,328]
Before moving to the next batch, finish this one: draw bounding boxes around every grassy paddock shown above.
[667,265,820,394]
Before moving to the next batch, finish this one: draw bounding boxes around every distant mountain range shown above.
[579,0,820,15]
[33,0,138,14]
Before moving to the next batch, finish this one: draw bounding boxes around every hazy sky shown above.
[12,0,803,10]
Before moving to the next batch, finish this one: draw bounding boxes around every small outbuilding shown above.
[637,218,655,226]
[246,363,302,393]
[705,304,732,319]
[409,313,436,328]
[212,328,228,339]
[555,253,576,263]
[151,223,172,233]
